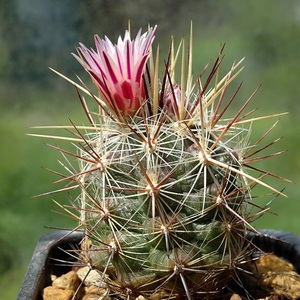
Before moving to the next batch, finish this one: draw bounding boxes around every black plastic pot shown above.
[17,229,300,300]
[17,230,83,300]
[248,229,300,273]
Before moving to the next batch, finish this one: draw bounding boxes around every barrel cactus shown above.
[37,25,287,299]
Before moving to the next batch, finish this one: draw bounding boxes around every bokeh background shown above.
[1,0,300,298]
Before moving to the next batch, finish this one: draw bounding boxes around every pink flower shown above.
[161,85,190,120]
[74,26,157,118]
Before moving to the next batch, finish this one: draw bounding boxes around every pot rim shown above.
[17,230,83,300]
[17,229,300,300]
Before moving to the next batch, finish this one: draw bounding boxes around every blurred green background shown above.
[1,0,300,298]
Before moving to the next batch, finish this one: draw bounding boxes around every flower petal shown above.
[74,26,157,117]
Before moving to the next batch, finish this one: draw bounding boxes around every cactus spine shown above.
[37,25,287,299]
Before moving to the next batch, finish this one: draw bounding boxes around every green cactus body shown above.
[79,108,249,296]
[38,26,287,299]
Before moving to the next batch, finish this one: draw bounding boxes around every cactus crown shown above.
[33,25,288,299]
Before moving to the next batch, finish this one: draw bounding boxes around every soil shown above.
[42,254,300,300]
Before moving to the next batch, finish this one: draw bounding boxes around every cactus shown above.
[35,25,288,299]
